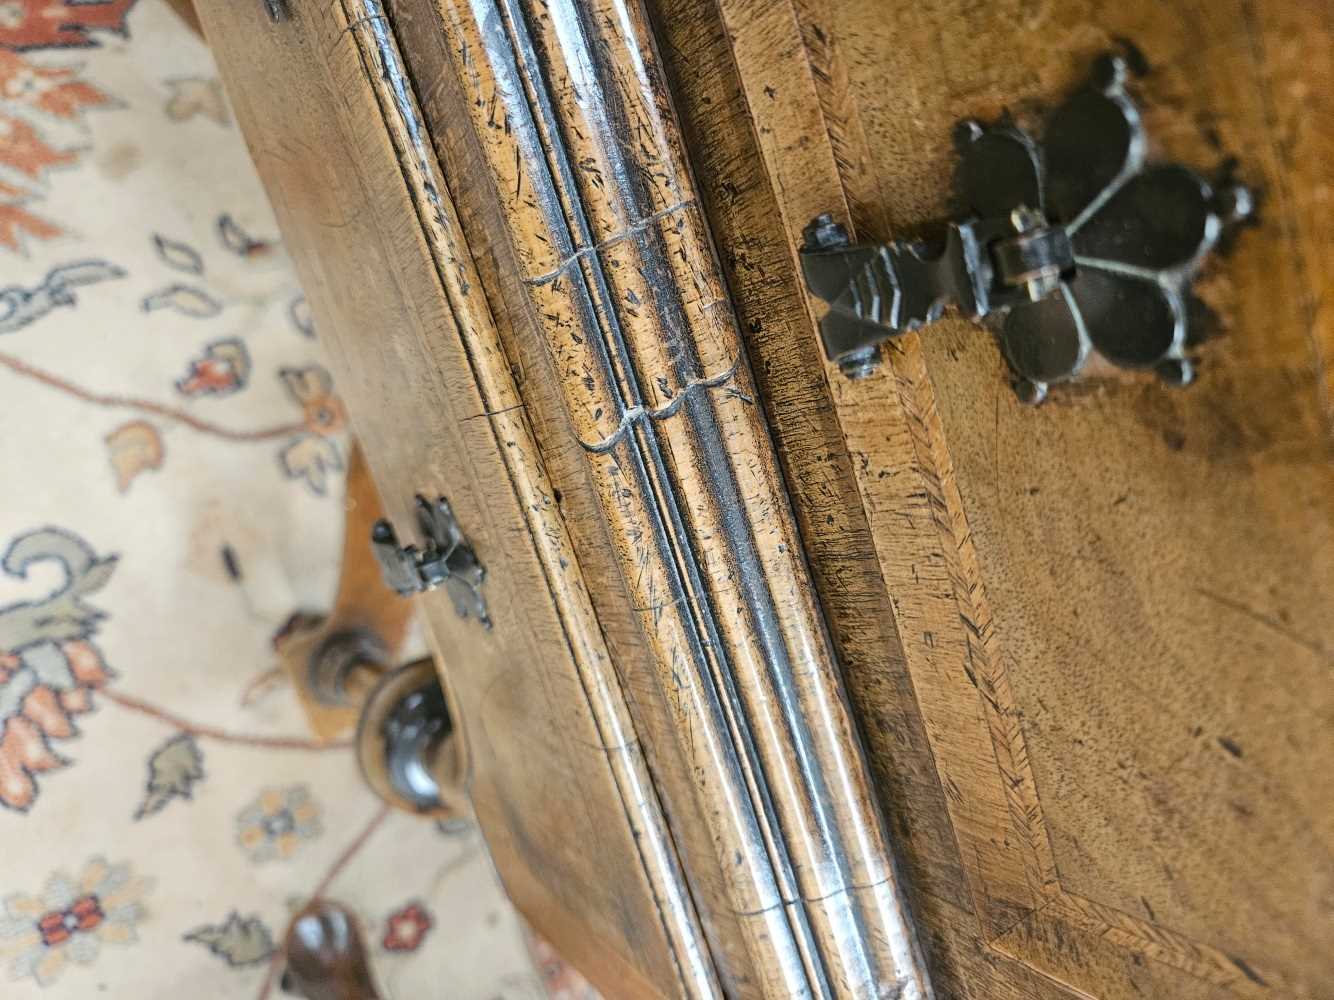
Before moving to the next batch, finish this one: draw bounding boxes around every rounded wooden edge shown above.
[281,899,382,1000]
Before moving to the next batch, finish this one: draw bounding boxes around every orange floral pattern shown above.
[0,0,137,51]
[0,49,116,252]
[0,641,110,811]
[277,365,345,494]
[0,528,118,813]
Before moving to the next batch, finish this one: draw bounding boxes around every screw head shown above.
[1091,52,1130,91]
[803,213,850,251]
[1009,204,1045,233]
[1218,183,1256,225]
[952,119,985,151]
[838,346,881,380]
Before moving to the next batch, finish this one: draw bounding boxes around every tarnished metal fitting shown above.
[799,49,1253,403]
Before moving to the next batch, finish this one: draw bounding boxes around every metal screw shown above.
[952,119,985,151]
[1006,205,1066,302]
[1009,205,1043,231]
[1091,52,1130,92]
[802,212,850,252]
[1218,183,1256,225]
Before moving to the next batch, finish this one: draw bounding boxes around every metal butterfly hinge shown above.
[371,496,491,629]
[800,51,1254,403]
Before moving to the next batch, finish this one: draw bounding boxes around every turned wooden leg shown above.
[276,441,465,817]
[275,441,414,739]
[280,901,381,1000]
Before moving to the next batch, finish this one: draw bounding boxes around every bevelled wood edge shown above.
[397,1,933,996]
[331,3,722,995]
[641,0,994,992]
[711,0,1295,996]
[190,0,707,990]
[164,0,205,37]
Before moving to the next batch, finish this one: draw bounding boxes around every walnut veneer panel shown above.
[710,0,1333,996]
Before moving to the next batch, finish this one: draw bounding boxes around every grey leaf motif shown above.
[0,527,118,651]
[218,213,271,257]
[152,234,204,274]
[134,733,204,820]
[1,260,126,335]
[184,912,274,967]
[289,295,314,338]
[50,260,128,290]
[75,556,119,597]
[142,284,223,318]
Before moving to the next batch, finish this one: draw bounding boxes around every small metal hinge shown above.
[800,49,1254,403]
[371,496,491,629]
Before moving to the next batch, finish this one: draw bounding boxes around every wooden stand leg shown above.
[276,441,464,819]
[274,441,415,741]
[279,901,381,1000]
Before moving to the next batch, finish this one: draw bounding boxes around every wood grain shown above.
[386,1,931,995]
[709,0,1333,996]
[190,0,713,993]
[192,0,1332,994]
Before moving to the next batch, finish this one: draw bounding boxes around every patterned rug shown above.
[0,2,567,996]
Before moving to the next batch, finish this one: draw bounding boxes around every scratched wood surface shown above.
[190,1,714,994]
[697,0,1333,997]
[192,0,939,995]
[192,0,1330,995]
[385,1,930,995]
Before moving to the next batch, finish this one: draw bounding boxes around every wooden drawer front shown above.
[675,0,1332,997]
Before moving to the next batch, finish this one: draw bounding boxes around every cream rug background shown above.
[0,1,568,996]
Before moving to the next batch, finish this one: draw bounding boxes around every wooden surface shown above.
[195,0,937,994]
[695,0,1333,996]
[281,900,382,1000]
[192,0,1331,995]
[162,0,203,37]
[191,0,715,994]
